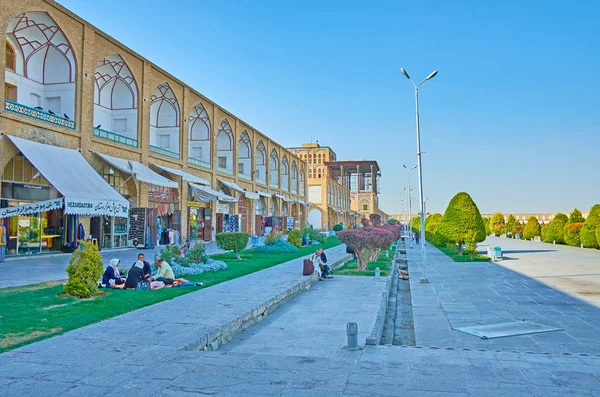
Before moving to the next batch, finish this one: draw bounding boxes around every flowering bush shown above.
[157,244,208,266]
[369,213,382,227]
[361,218,370,227]
[337,227,396,271]
[255,238,299,253]
[265,230,282,245]
[171,258,227,277]
[157,244,182,265]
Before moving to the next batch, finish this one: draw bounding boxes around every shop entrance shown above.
[189,206,211,241]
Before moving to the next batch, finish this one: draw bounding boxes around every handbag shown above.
[136,281,151,291]
[303,259,314,276]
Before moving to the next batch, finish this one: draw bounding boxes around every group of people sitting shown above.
[101,253,199,289]
[310,248,334,281]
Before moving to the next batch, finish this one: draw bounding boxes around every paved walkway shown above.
[480,236,600,307]
[406,241,600,355]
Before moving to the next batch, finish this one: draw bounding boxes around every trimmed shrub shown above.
[424,213,442,241]
[332,224,344,232]
[360,217,370,227]
[255,238,299,253]
[387,218,399,225]
[580,204,600,248]
[287,229,302,248]
[564,223,584,247]
[568,208,585,224]
[369,213,382,227]
[483,217,491,235]
[505,215,519,237]
[523,216,541,240]
[596,226,600,250]
[338,227,396,271]
[171,258,227,277]
[265,230,281,245]
[541,224,549,241]
[512,225,525,239]
[434,192,486,255]
[216,232,250,259]
[544,213,568,244]
[64,241,104,298]
[489,212,505,236]
[411,215,421,233]
[301,225,325,243]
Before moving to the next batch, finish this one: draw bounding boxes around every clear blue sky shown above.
[58,0,600,215]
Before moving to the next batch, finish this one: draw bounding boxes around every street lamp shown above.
[403,164,416,248]
[400,68,438,284]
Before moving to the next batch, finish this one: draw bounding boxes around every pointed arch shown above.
[281,155,289,191]
[291,160,298,194]
[269,149,279,188]
[299,167,305,195]
[255,140,267,184]
[237,130,251,178]
[216,118,234,173]
[150,83,180,157]
[188,102,211,167]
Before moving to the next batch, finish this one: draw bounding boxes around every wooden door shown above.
[203,208,212,241]
[216,213,223,234]
[255,215,262,236]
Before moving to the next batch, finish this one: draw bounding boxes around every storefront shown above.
[255,191,270,236]
[188,183,235,239]
[0,135,130,256]
[187,201,211,241]
[148,185,180,245]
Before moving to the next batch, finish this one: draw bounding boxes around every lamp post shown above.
[400,68,438,284]
[403,164,416,248]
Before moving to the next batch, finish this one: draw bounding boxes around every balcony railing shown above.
[93,127,138,148]
[150,145,179,160]
[188,157,211,169]
[4,99,75,130]
[217,166,233,175]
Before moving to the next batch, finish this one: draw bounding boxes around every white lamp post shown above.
[403,164,416,248]
[400,68,438,284]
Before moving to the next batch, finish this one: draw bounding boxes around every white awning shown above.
[94,152,177,188]
[189,183,236,203]
[5,136,130,217]
[151,163,209,185]
[244,192,260,200]
[257,191,271,198]
[273,194,285,199]
[218,179,245,194]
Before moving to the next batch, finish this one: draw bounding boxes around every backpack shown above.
[303,259,314,276]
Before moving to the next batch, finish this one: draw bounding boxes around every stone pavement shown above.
[481,236,600,307]
[406,241,600,355]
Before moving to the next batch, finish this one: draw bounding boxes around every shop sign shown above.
[186,200,208,208]
[0,198,63,218]
[286,216,295,231]
[149,188,175,203]
[65,199,130,217]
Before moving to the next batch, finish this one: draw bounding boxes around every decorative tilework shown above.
[150,145,179,159]
[4,100,76,129]
[93,127,138,148]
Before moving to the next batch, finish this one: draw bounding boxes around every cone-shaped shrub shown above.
[64,241,103,298]
[411,215,421,232]
[434,192,486,255]
[489,212,505,236]
[568,208,585,224]
[505,215,519,238]
[580,204,600,248]
[523,216,541,240]
[564,223,584,247]
[544,213,568,244]
[483,217,491,235]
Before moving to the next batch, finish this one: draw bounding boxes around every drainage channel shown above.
[380,239,416,346]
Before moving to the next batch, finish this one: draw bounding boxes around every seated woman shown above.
[124,260,149,289]
[101,259,126,288]
[310,248,332,280]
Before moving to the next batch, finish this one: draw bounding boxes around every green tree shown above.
[482,217,491,235]
[411,215,421,233]
[523,216,541,240]
[505,215,519,238]
[216,232,250,260]
[287,229,302,248]
[596,226,600,250]
[568,208,585,224]
[541,224,549,242]
[434,192,486,255]
[63,241,104,298]
[489,212,505,236]
[424,213,442,241]
[580,204,600,248]
[564,223,584,247]
[544,213,568,244]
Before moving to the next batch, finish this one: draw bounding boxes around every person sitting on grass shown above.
[101,258,126,288]
[311,248,333,280]
[125,260,149,289]
[133,253,152,279]
[148,257,175,285]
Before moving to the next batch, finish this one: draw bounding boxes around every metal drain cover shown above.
[455,321,563,339]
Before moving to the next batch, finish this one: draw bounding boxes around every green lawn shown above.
[435,244,491,262]
[336,245,393,277]
[0,237,341,352]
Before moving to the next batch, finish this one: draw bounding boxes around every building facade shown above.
[0,2,308,256]
[480,212,590,225]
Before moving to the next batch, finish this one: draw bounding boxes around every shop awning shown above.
[244,192,260,200]
[273,193,285,199]
[4,135,130,217]
[94,152,177,189]
[189,183,237,203]
[257,191,271,198]
[218,179,245,194]
[151,163,209,185]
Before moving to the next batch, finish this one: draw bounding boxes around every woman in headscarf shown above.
[101,259,126,288]
[124,260,149,289]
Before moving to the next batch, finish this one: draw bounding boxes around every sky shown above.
[58,0,600,215]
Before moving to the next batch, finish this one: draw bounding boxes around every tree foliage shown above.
[338,226,398,271]
[523,216,541,240]
[387,218,399,225]
[411,215,421,232]
[216,232,250,260]
[287,229,302,248]
[505,215,519,238]
[512,225,525,239]
[434,192,486,255]
[564,223,584,247]
[482,217,491,235]
[424,213,442,241]
[568,208,585,224]
[543,213,568,244]
[580,204,600,248]
[369,213,382,227]
[63,241,104,298]
[541,224,549,242]
[489,212,505,236]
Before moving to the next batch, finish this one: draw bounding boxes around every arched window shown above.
[269,150,279,188]
[5,12,76,126]
[238,131,251,178]
[149,83,180,157]
[281,155,289,191]
[93,55,138,142]
[217,119,233,173]
[299,167,305,195]
[291,161,298,193]
[188,103,211,168]
[255,140,266,184]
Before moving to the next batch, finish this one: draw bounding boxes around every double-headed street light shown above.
[400,68,438,284]
[403,164,416,248]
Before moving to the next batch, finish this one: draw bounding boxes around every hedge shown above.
[564,223,584,247]
[216,232,250,259]
[580,204,600,248]
[543,213,568,244]
[523,216,541,240]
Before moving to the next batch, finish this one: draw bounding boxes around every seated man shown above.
[149,257,175,285]
[101,258,126,288]
[134,253,152,279]
[124,260,149,289]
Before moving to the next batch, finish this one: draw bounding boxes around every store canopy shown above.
[151,163,209,185]
[4,135,130,217]
[189,183,236,203]
[218,179,245,194]
[273,193,285,199]
[257,191,271,198]
[94,152,177,189]
[243,191,260,200]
